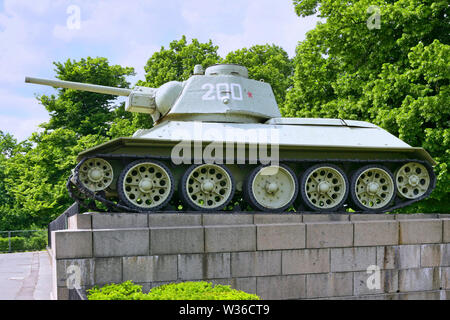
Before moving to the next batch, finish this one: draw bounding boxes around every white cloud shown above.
[0,88,49,141]
[0,116,47,142]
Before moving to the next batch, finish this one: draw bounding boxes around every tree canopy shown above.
[40,57,135,137]
[284,0,449,212]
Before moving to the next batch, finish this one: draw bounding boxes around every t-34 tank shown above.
[25,64,436,213]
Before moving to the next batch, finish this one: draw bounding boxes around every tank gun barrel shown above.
[25,76,132,97]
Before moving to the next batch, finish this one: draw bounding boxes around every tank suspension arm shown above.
[25,77,132,97]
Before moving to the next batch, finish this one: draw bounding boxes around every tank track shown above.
[67,153,436,214]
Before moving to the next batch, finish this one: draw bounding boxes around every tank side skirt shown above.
[68,153,436,214]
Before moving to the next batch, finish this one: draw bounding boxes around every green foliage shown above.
[0,237,25,252]
[87,281,260,300]
[24,231,48,251]
[0,132,32,230]
[1,57,134,230]
[285,0,449,212]
[40,57,135,137]
[87,280,145,300]
[142,35,222,88]
[0,231,48,253]
[1,129,108,229]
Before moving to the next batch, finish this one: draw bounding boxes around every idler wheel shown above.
[118,159,174,211]
[395,162,431,199]
[180,164,235,211]
[350,165,395,212]
[79,158,114,192]
[300,164,348,212]
[244,164,298,212]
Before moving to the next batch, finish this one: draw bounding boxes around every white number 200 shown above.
[201,83,243,101]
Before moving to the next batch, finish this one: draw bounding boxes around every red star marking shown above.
[247,91,253,98]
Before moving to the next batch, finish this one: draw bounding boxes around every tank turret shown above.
[25,64,280,124]
[25,64,436,214]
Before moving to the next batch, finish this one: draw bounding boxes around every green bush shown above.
[0,231,47,253]
[87,280,144,300]
[0,236,25,252]
[87,281,260,300]
[24,233,48,251]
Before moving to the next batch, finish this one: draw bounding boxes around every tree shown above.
[285,0,449,212]
[142,35,222,88]
[1,57,136,230]
[2,129,108,228]
[0,131,32,230]
[224,44,293,109]
[40,57,135,137]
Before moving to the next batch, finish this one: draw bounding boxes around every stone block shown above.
[253,214,303,224]
[123,255,177,283]
[353,221,398,246]
[256,275,306,300]
[256,223,305,250]
[202,214,253,225]
[396,290,443,300]
[68,214,92,230]
[306,222,353,248]
[331,247,376,272]
[376,245,421,270]
[94,257,122,285]
[302,214,349,222]
[421,244,450,267]
[442,267,450,290]
[56,259,95,287]
[396,213,439,220]
[91,212,147,229]
[350,214,395,221]
[282,249,329,274]
[306,272,353,298]
[93,228,149,257]
[230,277,257,295]
[399,219,442,244]
[353,269,398,295]
[148,214,201,227]
[441,243,449,266]
[178,253,230,280]
[150,226,204,255]
[53,230,93,259]
[204,225,256,252]
[398,267,441,292]
[231,251,281,277]
[444,219,450,243]
[56,287,69,300]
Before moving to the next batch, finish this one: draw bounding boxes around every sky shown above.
[0,0,320,142]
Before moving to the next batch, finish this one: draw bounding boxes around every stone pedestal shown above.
[50,212,450,300]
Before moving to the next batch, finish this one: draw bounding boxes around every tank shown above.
[25,64,436,213]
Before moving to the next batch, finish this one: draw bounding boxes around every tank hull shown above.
[70,119,436,214]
